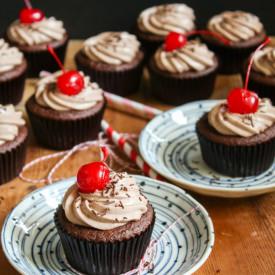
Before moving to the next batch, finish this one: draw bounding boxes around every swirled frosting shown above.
[138,4,195,37]
[0,105,25,146]
[83,32,140,65]
[0,39,23,73]
[208,11,263,42]
[62,172,148,230]
[35,71,104,111]
[208,99,275,137]
[7,17,66,46]
[154,40,215,73]
[252,47,275,76]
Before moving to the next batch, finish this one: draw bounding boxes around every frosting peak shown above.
[35,71,104,111]
[0,39,23,73]
[63,172,148,230]
[252,46,275,76]
[0,105,25,146]
[138,4,195,37]
[208,11,263,42]
[208,98,275,137]
[83,32,140,65]
[8,17,66,46]
[154,40,215,73]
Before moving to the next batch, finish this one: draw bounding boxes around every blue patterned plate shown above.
[1,175,214,275]
[139,100,275,198]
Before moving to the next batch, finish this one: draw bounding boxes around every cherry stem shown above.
[185,30,231,45]
[47,45,65,73]
[24,0,32,9]
[244,36,271,90]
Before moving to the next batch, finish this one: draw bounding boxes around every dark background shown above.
[1,0,274,38]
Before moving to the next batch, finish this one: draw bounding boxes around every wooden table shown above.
[0,40,274,275]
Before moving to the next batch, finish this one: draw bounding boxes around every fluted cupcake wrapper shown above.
[0,69,27,105]
[76,58,144,97]
[26,105,105,150]
[202,41,260,75]
[197,130,275,177]
[54,212,155,275]
[0,137,27,184]
[22,40,68,78]
[148,65,217,106]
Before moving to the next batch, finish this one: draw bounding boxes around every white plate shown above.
[139,100,275,198]
[1,175,214,275]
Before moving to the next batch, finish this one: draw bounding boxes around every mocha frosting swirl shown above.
[0,39,23,73]
[138,4,195,37]
[62,172,148,230]
[252,47,275,76]
[7,17,66,46]
[208,11,263,42]
[208,99,275,137]
[35,71,104,111]
[154,40,215,73]
[0,105,25,146]
[83,32,140,65]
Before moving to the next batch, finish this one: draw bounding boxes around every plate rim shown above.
[139,100,275,197]
[1,175,215,275]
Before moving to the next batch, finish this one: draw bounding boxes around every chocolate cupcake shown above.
[55,163,155,275]
[148,37,219,105]
[0,104,28,184]
[196,96,275,177]
[202,11,266,74]
[0,39,27,105]
[6,8,68,77]
[75,32,144,96]
[243,46,275,103]
[26,71,105,150]
[136,4,196,57]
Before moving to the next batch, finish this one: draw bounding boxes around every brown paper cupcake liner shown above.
[76,56,144,97]
[26,104,105,150]
[202,41,260,75]
[54,210,155,275]
[148,64,218,105]
[0,69,27,105]
[0,136,28,184]
[196,129,275,177]
[22,40,68,78]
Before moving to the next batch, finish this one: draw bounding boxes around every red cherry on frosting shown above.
[57,70,85,96]
[227,88,259,114]
[77,162,110,193]
[19,8,45,24]
[164,32,187,52]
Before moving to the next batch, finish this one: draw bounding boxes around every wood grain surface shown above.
[0,40,274,275]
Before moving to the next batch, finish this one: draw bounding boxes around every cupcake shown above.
[243,46,275,103]
[75,32,144,96]
[196,89,275,177]
[136,3,195,56]
[6,4,68,77]
[0,104,28,184]
[0,39,27,105]
[55,161,155,275]
[148,33,219,105]
[202,11,266,74]
[26,70,106,150]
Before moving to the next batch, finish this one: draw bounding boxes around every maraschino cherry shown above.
[227,37,271,114]
[77,161,110,193]
[164,30,230,52]
[19,0,45,24]
[164,32,187,52]
[47,46,84,96]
